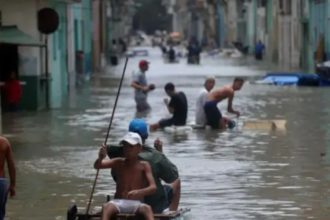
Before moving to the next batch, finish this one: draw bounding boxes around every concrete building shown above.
[105,0,135,65]
[0,0,105,111]
[0,0,51,111]
[245,0,257,53]
[224,0,238,46]
[242,0,305,70]
[308,0,328,72]
[215,0,227,48]
[203,0,217,47]
[164,0,188,38]
[275,0,303,69]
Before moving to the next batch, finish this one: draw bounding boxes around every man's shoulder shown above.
[198,89,207,97]
[109,144,162,160]
[217,86,233,95]
[224,85,233,91]
[132,71,144,79]
[139,160,151,168]
[0,137,10,154]
[134,70,144,76]
[176,91,187,99]
[0,136,10,148]
[140,145,161,156]
[139,146,166,162]
[179,91,188,102]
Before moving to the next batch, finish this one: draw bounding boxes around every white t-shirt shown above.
[195,88,208,126]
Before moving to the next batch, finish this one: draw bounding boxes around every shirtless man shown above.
[204,77,244,129]
[108,119,181,213]
[0,136,16,220]
[94,132,157,220]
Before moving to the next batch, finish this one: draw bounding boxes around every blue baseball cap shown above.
[128,119,148,140]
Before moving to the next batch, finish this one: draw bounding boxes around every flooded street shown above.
[4,47,330,220]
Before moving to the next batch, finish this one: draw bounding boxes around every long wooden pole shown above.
[85,57,129,215]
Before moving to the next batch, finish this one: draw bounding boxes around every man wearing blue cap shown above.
[107,119,180,213]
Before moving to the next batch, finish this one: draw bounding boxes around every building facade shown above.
[0,0,113,112]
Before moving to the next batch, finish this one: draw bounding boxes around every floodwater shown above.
[3,47,330,220]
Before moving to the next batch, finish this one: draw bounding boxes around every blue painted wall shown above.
[69,0,93,84]
[72,3,83,52]
[216,1,226,48]
[246,0,257,54]
[326,0,330,58]
[82,0,93,77]
[49,1,68,108]
[310,0,327,58]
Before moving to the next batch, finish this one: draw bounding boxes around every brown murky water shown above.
[3,48,330,219]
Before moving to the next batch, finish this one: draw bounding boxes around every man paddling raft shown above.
[204,77,244,129]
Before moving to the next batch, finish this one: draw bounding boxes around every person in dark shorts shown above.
[107,119,181,213]
[204,100,221,129]
[204,78,244,129]
[150,83,188,131]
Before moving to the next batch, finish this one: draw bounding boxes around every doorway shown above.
[0,43,19,111]
[0,44,18,81]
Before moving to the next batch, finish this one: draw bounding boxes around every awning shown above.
[0,25,44,47]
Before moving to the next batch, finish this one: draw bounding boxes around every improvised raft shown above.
[243,120,287,131]
[67,204,191,220]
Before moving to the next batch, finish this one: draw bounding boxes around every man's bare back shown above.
[0,137,15,182]
[0,137,10,177]
[0,136,16,219]
[207,85,234,103]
